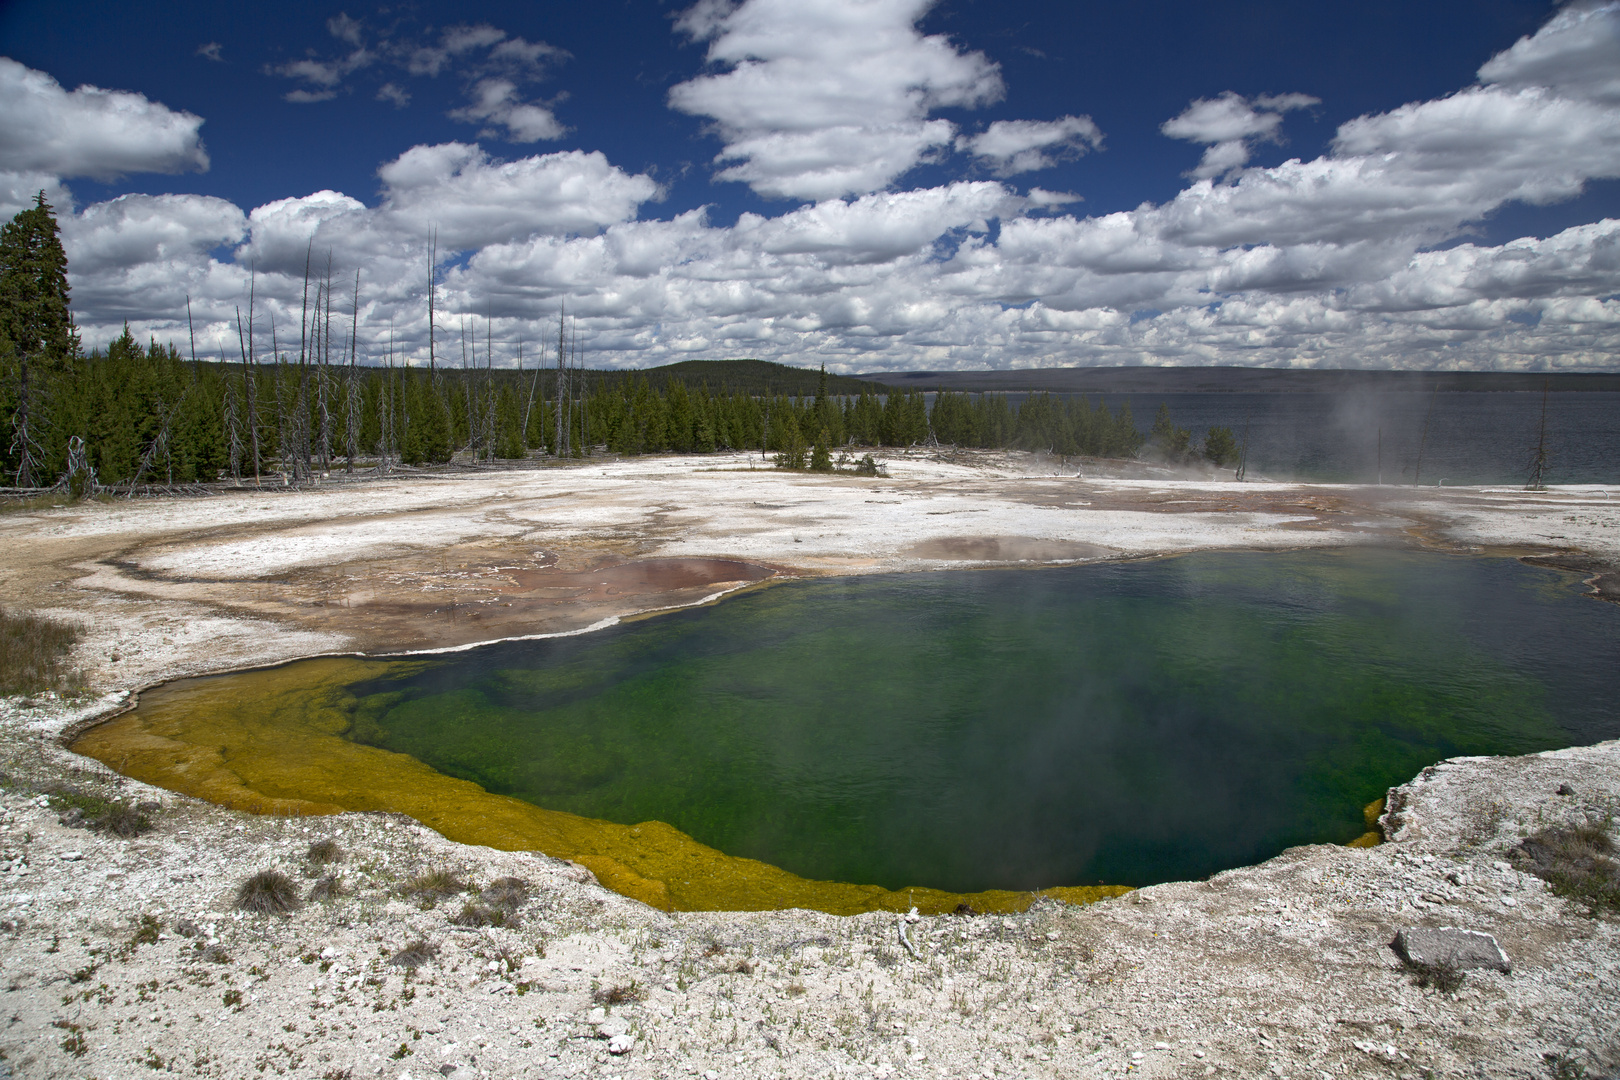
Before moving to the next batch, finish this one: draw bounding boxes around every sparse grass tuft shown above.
[196,943,231,964]
[451,901,518,929]
[1405,959,1465,994]
[1516,819,1620,914]
[398,868,472,906]
[47,785,155,838]
[0,607,84,696]
[308,874,345,902]
[130,914,161,946]
[305,838,342,865]
[480,876,529,909]
[593,981,646,1006]
[388,939,437,970]
[235,869,301,915]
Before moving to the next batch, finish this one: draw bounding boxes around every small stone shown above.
[1154,1042,1170,1050]
[1502,897,1517,907]
[60,851,83,861]
[1557,783,1575,796]
[606,1034,634,1055]
[1391,927,1511,973]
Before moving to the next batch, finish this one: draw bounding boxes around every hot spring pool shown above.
[75,548,1620,913]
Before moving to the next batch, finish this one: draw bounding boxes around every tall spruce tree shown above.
[0,193,77,486]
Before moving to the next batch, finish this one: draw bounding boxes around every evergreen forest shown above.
[0,196,1225,491]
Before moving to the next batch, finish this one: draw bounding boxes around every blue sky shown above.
[2,0,1618,371]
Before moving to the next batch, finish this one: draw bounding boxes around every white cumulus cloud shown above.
[0,58,208,183]
[958,116,1102,176]
[42,0,1620,376]
[1162,90,1318,178]
[668,0,1003,200]
[1478,0,1620,103]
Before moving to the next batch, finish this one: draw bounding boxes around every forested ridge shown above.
[0,197,1219,491]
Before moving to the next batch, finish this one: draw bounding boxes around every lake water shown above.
[340,550,1620,893]
[1011,391,1620,484]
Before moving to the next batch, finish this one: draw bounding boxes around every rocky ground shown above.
[1,450,1617,1079]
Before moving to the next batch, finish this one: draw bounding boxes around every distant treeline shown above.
[5,328,1177,488]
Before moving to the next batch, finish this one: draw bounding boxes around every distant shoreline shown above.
[853,365,1620,394]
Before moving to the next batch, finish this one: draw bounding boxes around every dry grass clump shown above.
[480,876,529,908]
[388,939,438,969]
[235,869,301,915]
[1516,819,1620,914]
[398,868,472,906]
[0,607,84,696]
[451,876,531,928]
[451,901,516,928]
[306,838,343,865]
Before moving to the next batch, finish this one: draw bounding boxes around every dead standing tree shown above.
[554,306,569,458]
[345,270,361,473]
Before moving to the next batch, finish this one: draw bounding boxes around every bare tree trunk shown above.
[521,339,541,449]
[345,269,361,473]
[9,356,37,487]
[555,306,568,458]
[245,266,261,484]
[316,254,334,476]
[298,244,313,481]
[379,323,395,474]
[273,315,291,482]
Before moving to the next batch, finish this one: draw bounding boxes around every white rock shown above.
[606,1034,634,1055]
[60,851,84,861]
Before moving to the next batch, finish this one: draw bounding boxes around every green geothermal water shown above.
[342,550,1619,892]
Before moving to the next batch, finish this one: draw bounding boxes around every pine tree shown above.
[810,426,832,472]
[0,192,77,485]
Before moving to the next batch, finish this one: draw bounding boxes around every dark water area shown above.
[984,391,1620,484]
[343,550,1620,894]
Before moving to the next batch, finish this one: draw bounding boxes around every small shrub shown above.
[398,868,471,906]
[130,914,161,946]
[1516,819,1620,914]
[593,981,645,1006]
[308,874,344,902]
[306,838,343,865]
[235,869,301,915]
[388,939,437,970]
[222,989,242,1007]
[0,607,84,695]
[852,453,882,477]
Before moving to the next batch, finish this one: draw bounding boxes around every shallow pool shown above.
[343,549,1616,889]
